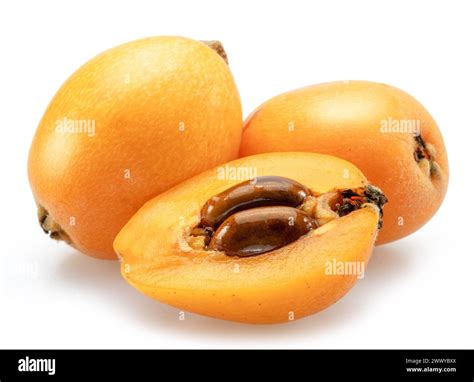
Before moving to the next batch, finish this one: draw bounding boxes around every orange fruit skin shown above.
[114,152,380,324]
[240,81,448,244]
[28,36,242,259]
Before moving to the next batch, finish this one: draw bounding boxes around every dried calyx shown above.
[336,185,387,228]
[37,205,72,244]
[414,135,440,177]
[189,176,387,257]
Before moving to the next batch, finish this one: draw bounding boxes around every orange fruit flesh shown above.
[114,152,380,324]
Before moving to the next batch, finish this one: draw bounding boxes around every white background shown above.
[1,0,473,349]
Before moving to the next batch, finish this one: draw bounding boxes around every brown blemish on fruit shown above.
[414,135,439,177]
[37,205,72,244]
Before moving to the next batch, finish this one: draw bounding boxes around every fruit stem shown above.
[201,40,229,64]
